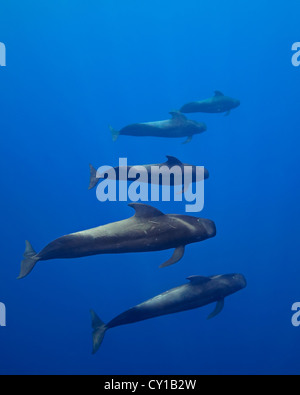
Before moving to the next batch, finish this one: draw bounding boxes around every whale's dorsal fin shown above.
[129,203,164,218]
[187,275,211,285]
[169,111,187,121]
[165,156,183,167]
[214,91,224,97]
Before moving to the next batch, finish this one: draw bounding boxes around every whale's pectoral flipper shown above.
[224,110,231,117]
[177,182,191,195]
[90,310,108,354]
[89,164,99,190]
[159,246,185,268]
[109,125,120,142]
[182,136,193,145]
[18,241,40,280]
[207,299,225,320]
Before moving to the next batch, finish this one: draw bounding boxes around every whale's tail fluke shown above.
[91,310,108,354]
[109,125,120,142]
[89,164,99,190]
[18,241,40,279]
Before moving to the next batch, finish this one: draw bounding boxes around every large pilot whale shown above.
[91,273,247,353]
[180,91,240,116]
[18,203,216,279]
[109,111,207,144]
[88,156,209,191]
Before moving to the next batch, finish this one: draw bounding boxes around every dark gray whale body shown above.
[88,155,209,190]
[91,273,247,353]
[110,111,207,144]
[180,91,240,116]
[19,203,216,279]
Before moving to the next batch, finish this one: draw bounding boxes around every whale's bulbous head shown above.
[203,168,210,179]
[197,122,207,133]
[211,273,247,296]
[195,218,217,240]
[226,273,247,291]
[232,99,240,109]
[188,120,207,134]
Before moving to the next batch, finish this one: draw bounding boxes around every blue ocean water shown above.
[1,0,300,375]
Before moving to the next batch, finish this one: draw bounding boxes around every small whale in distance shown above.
[88,155,209,191]
[18,203,216,279]
[180,91,240,116]
[109,111,207,144]
[90,273,247,353]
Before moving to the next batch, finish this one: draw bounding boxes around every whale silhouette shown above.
[109,112,207,144]
[19,203,216,279]
[91,273,247,354]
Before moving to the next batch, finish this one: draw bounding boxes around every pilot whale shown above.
[180,91,240,116]
[91,273,247,353]
[88,156,209,190]
[18,203,216,279]
[109,112,207,144]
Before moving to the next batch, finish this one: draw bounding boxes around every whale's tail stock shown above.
[18,241,40,279]
[88,164,100,190]
[90,310,108,354]
[109,125,120,142]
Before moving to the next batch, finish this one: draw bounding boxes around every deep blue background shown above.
[1,0,300,375]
